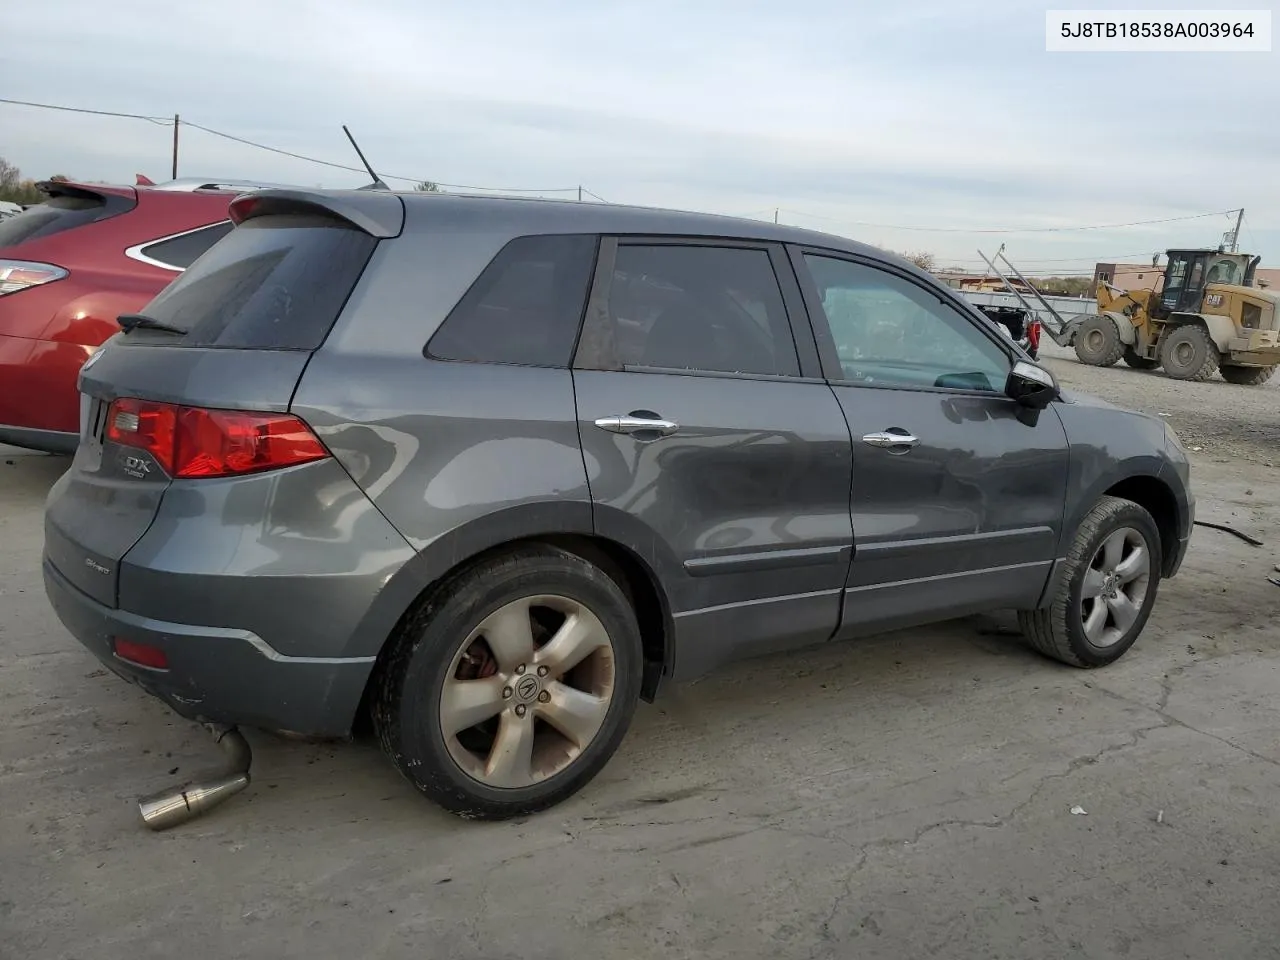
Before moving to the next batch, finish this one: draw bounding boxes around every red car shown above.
[0,177,285,453]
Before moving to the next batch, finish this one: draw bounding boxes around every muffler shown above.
[137,723,252,831]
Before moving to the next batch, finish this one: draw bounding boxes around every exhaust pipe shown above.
[137,723,252,831]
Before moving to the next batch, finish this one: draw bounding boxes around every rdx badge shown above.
[121,454,152,478]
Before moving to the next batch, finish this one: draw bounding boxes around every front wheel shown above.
[1074,316,1123,367]
[1018,496,1161,668]
[373,545,643,820]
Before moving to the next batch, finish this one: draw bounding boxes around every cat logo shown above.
[1206,293,1224,308]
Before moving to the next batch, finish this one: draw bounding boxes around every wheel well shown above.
[538,533,670,701]
[356,533,672,732]
[1104,476,1180,575]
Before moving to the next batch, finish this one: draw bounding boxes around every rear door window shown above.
[132,221,234,270]
[427,234,598,367]
[588,243,800,377]
[129,213,377,350]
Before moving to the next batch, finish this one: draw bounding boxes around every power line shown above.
[180,120,582,193]
[776,206,1241,234]
[937,252,1156,264]
[0,96,172,125]
[1,97,590,195]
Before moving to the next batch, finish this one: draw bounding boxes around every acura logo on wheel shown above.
[516,676,539,701]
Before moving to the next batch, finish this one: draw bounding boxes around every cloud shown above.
[3,0,1275,268]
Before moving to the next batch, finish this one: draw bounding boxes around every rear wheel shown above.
[1122,348,1159,370]
[1073,317,1123,367]
[1018,496,1161,668]
[373,545,643,820]
[1221,364,1277,386]
[1159,324,1220,381]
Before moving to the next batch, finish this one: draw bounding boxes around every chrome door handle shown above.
[594,415,681,438]
[862,429,919,451]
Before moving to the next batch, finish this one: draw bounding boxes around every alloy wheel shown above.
[1079,527,1151,648]
[439,595,616,788]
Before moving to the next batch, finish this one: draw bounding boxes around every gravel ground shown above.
[3,359,1280,960]
[1039,339,1280,466]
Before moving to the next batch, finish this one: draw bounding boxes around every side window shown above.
[802,254,1011,392]
[596,243,799,377]
[428,234,597,367]
[137,221,234,270]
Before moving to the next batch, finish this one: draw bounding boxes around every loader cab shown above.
[1157,249,1256,318]
[1157,249,1211,318]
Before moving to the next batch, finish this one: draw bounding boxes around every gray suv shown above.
[42,189,1193,820]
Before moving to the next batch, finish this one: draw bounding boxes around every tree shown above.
[0,157,46,206]
[1031,275,1091,297]
[414,180,441,193]
[895,250,936,272]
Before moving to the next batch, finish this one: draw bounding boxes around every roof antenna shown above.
[343,125,389,191]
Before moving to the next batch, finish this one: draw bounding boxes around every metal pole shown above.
[171,114,179,179]
[774,208,778,223]
[578,185,582,202]
[1230,208,1244,252]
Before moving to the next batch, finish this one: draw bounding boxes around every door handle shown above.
[594,415,681,438]
[862,429,919,451]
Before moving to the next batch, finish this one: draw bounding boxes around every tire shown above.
[1159,324,1220,381]
[372,544,644,820]
[1017,496,1162,668]
[1073,316,1123,367]
[1122,348,1159,371]
[1221,364,1277,386]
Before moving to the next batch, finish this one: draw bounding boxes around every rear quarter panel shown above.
[289,215,595,658]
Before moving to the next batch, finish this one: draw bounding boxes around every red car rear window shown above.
[0,192,130,248]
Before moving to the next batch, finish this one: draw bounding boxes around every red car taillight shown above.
[0,259,68,296]
[105,398,329,478]
[1027,320,1042,351]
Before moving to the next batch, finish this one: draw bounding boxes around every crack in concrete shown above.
[1088,664,1280,769]
[800,719,1168,951]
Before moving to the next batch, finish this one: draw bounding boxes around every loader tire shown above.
[1220,364,1277,386]
[1159,325,1220,382]
[1122,348,1159,371]
[1073,316,1123,367]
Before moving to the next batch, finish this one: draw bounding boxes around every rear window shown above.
[427,234,598,367]
[129,213,377,350]
[0,192,130,248]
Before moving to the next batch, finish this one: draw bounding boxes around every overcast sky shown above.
[3,0,1276,271]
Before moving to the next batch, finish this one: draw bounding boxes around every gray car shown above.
[42,189,1193,820]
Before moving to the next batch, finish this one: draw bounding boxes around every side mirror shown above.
[1005,360,1058,409]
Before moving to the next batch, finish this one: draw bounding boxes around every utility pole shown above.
[171,114,180,179]
[773,208,778,223]
[578,185,582,202]
[1229,207,1245,252]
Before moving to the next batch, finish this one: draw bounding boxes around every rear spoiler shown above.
[227,188,404,238]
[35,180,138,220]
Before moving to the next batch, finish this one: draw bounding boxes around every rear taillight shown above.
[0,259,67,296]
[105,398,328,478]
[1027,320,1042,351]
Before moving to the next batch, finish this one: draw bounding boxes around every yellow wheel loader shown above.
[1078,249,1280,384]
